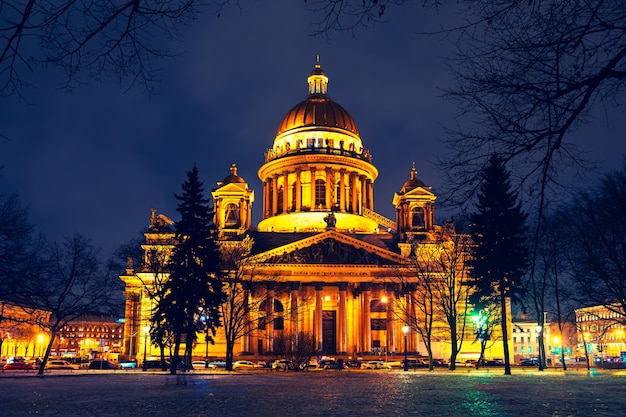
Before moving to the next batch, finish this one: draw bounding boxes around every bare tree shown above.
[428,229,472,370]
[0,1,239,99]
[559,162,626,316]
[396,226,472,370]
[20,233,116,375]
[0,193,38,299]
[273,331,316,370]
[394,251,440,371]
[218,236,266,371]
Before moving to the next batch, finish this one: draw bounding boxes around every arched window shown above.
[315,179,326,208]
[258,299,285,331]
[224,203,240,227]
[411,206,425,230]
[291,183,297,211]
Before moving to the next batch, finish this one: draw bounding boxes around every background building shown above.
[0,300,50,361]
[576,304,626,362]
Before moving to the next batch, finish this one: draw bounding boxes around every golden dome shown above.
[221,163,245,184]
[276,60,359,136]
[276,97,359,136]
[401,164,426,193]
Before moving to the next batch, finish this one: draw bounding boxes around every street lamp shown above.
[402,325,409,372]
[199,311,210,369]
[141,325,150,372]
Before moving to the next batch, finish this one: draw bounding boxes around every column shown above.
[338,283,348,354]
[325,168,332,210]
[123,292,140,359]
[405,292,415,353]
[295,168,302,212]
[362,284,371,353]
[242,287,251,353]
[266,284,275,353]
[314,283,323,352]
[289,282,300,337]
[238,199,245,229]
[214,199,221,228]
[282,171,289,213]
[386,293,395,354]
[310,167,316,210]
[359,175,366,214]
[367,179,374,210]
[262,180,267,219]
[271,175,278,216]
[339,169,346,211]
[350,173,358,213]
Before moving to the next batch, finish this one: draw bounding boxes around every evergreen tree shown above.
[153,165,225,375]
[468,154,528,375]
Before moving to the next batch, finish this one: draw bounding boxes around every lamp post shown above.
[199,311,209,369]
[141,325,150,372]
[402,325,409,372]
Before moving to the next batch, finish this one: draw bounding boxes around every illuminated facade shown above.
[120,60,507,362]
[576,304,626,360]
[0,300,50,360]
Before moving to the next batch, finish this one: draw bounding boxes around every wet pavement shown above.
[1,369,625,416]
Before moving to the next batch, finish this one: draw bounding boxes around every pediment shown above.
[213,182,249,193]
[403,186,434,197]
[393,186,436,206]
[255,230,407,265]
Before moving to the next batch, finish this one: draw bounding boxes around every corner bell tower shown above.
[393,164,436,244]
[212,163,254,237]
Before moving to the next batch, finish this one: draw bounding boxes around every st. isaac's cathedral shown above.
[120,60,507,363]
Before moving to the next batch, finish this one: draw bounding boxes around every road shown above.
[1,368,624,416]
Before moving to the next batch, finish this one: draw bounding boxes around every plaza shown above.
[1,369,624,416]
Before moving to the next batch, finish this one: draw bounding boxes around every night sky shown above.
[1,2,624,260]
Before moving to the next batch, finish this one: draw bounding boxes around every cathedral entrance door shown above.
[322,310,337,355]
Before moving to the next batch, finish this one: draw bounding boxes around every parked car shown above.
[345,359,361,368]
[484,359,504,367]
[208,361,226,369]
[454,360,477,368]
[360,360,391,370]
[272,359,294,371]
[318,359,345,370]
[119,360,137,369]
[191,360,207,369]
[4,361,34,370]
[232,360,264,369]
[142,360,170,370]
[432,358,447,367]
[45,360,78,370]
[520,358,540,366]
[403,358,428,369]
[88,360,120,370]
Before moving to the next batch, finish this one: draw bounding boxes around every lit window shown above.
[224,203,240,227]
[411,207,425,230]
[277,186,284,213]
[315,179,326,207]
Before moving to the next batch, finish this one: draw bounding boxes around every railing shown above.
[264,146,373,164]
[362,208,396,231]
